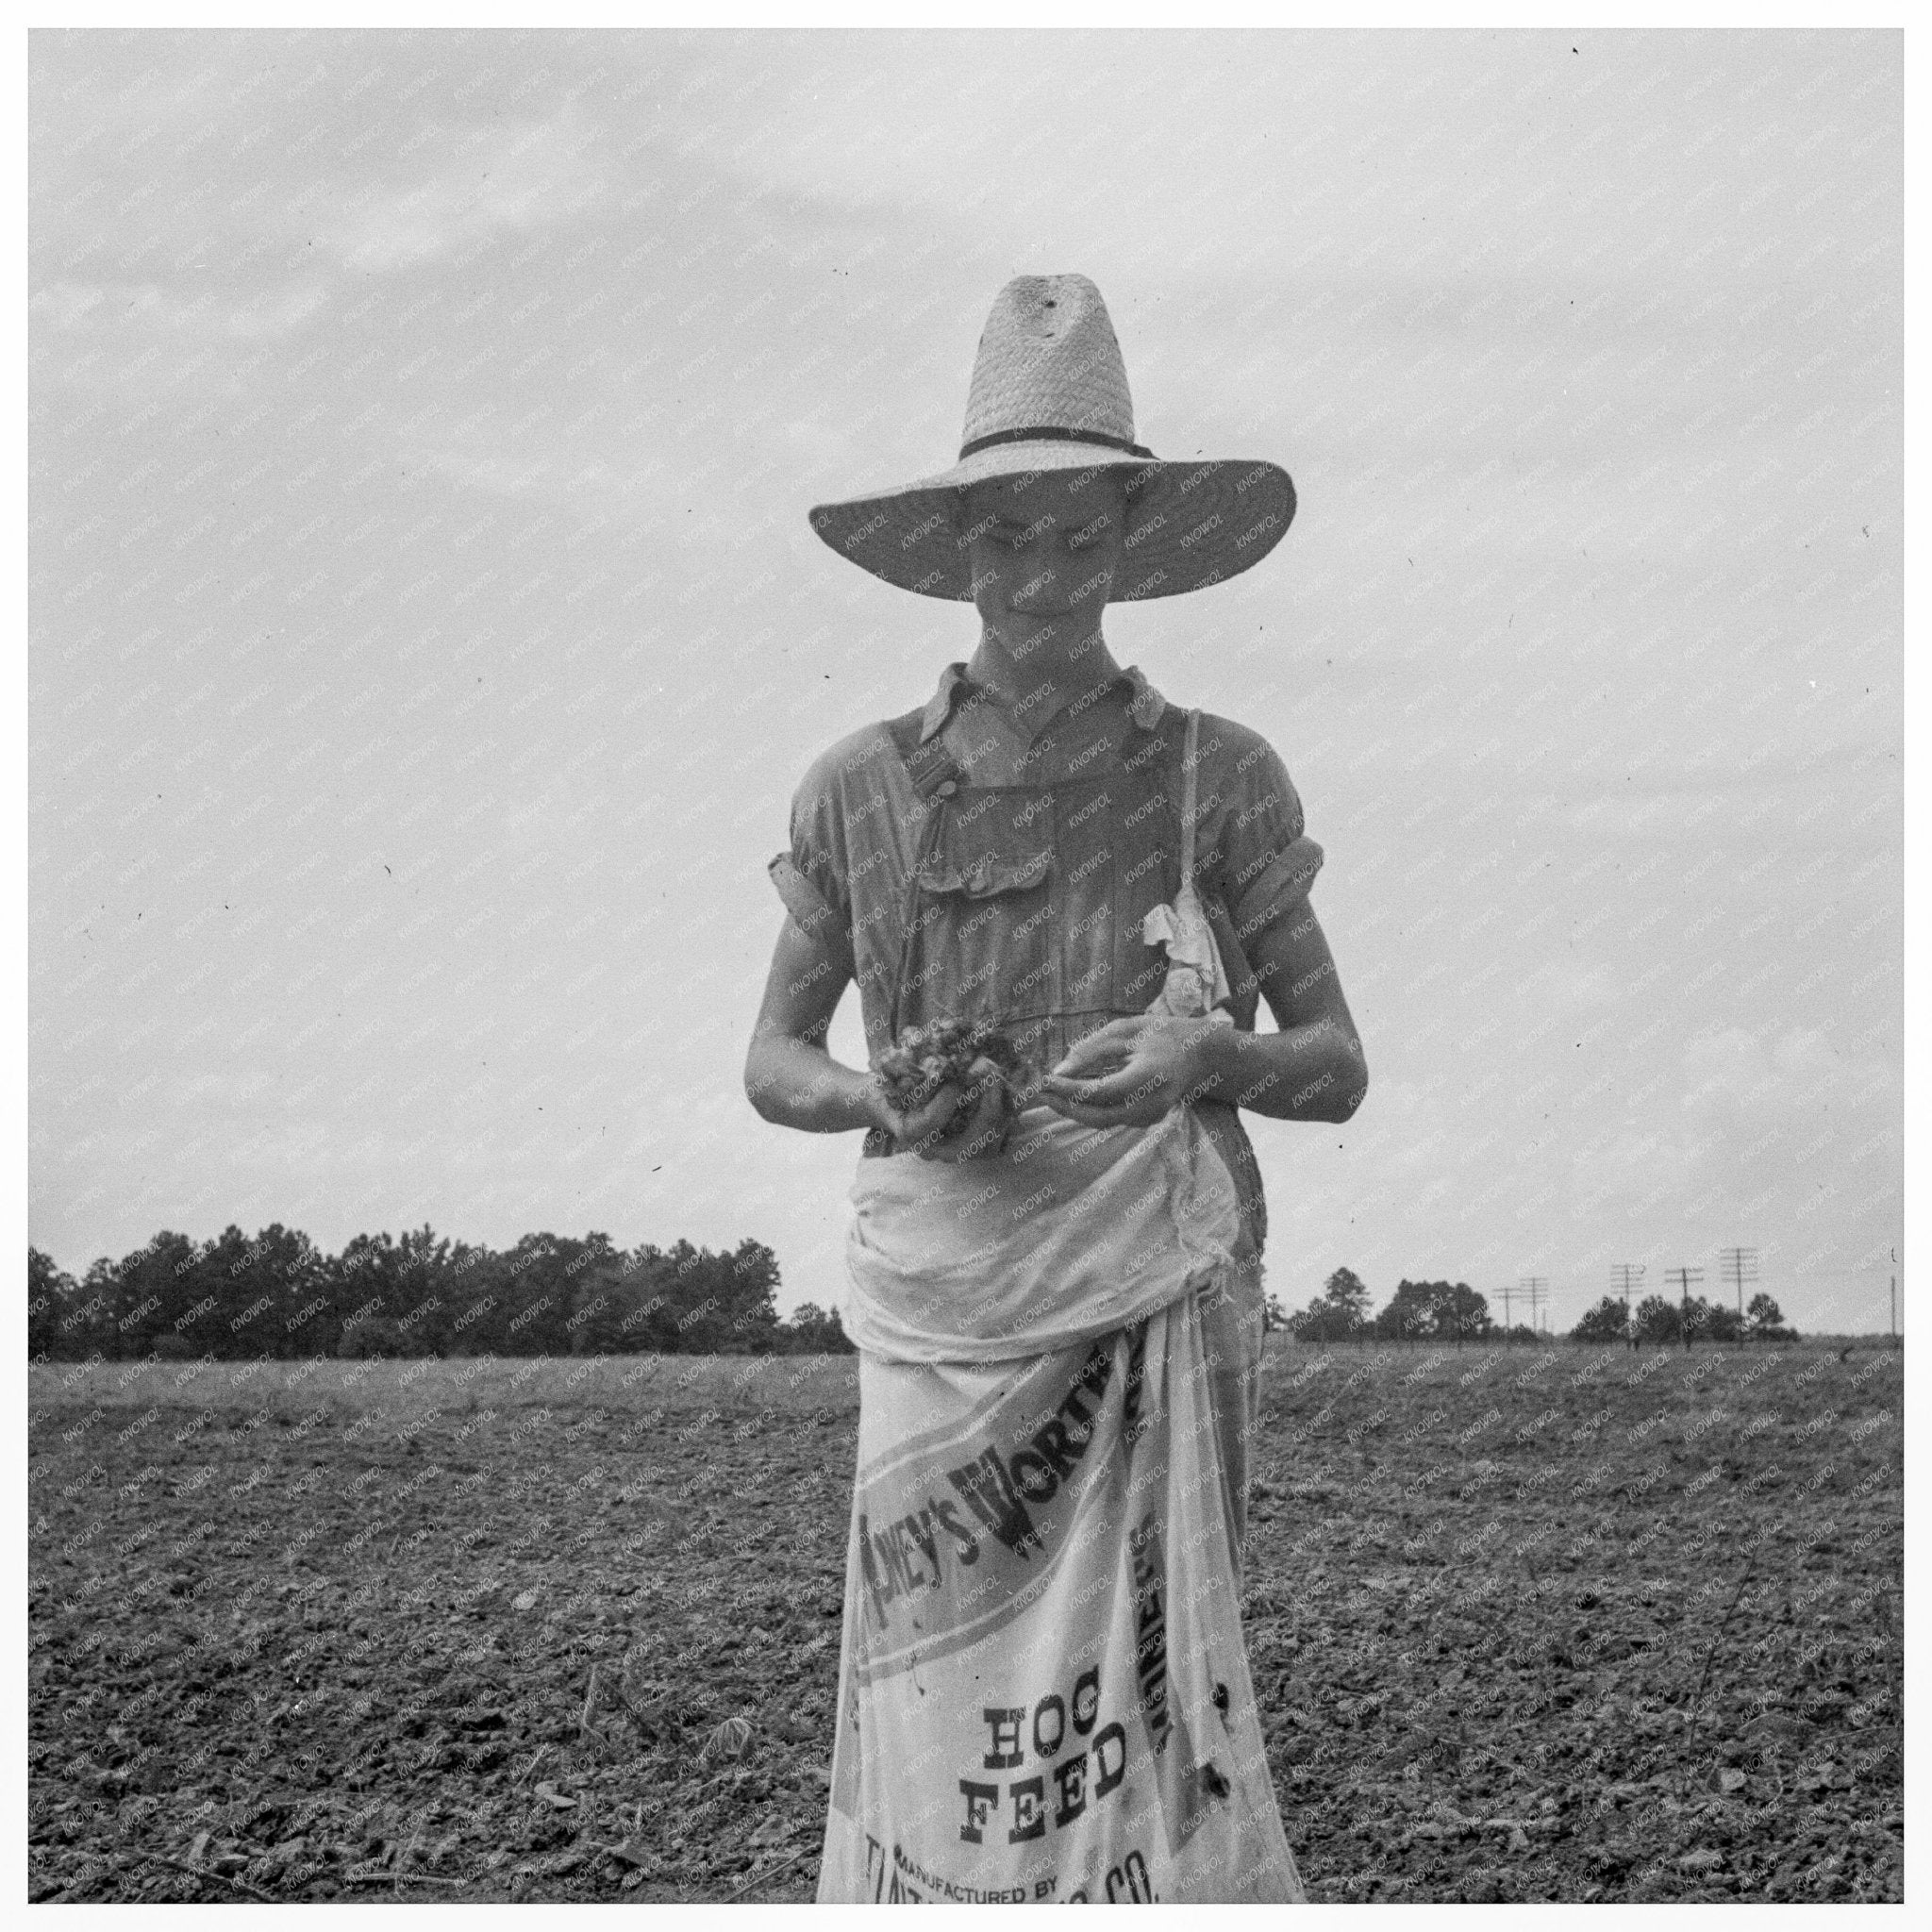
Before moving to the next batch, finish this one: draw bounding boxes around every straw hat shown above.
[808,275,1296,601]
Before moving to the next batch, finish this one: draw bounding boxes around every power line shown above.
[1717,1246,1758,1318]
[1611,1263,1644,1344]
[1500,1276,1541,1339]
[1518,1276,1548,1340]
[1665,1264,1704,1351]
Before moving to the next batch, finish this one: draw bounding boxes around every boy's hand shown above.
[1038,1017,1224,1128]
[873,1057,1011,1161]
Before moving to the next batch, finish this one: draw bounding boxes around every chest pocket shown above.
[894,791,1058,1041]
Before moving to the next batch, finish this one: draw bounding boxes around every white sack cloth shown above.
[820,1107,1307,1903]
[1141,873,1234,1022]
[843,1105,1239,1365]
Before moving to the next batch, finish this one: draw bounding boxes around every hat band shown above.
[958,425,1156,461]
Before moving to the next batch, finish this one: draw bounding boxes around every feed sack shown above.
[817,1107,1306,1903]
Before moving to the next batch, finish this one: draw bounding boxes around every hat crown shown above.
[960,275,1137,452]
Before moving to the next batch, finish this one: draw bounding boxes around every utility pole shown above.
[1520,1276,1548,1341]
[1718,1246,1758,1321]
[1612,1263,1644,1348]
[1666,1264,1704,1350]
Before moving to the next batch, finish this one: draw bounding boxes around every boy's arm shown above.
[742,914,990,1151]
[743,911,881,1135]
[1040,901,1366,1127]
[1193,900,1366,1123]
[1042,718,1364,1129]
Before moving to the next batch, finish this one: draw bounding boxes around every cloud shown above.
[1563,1021,1896,1239]
[1570,1121,1714,1217]
[418,450,565,499]
[32,278,329,341]
[315,108,610,274]
[1563,964,1619,1010]
[413,449,658,513]
[1680,1024,1875,1123]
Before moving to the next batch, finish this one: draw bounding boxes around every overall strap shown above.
[881,708,966,804]
[1175,708,1261,1032]
[1178,707,1202,890]
[877,708,965,1054]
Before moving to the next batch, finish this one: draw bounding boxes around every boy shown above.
[746,275,1364,1902]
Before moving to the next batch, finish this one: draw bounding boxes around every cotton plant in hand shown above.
[871,1020,1038,1139]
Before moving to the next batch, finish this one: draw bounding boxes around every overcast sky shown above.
[28,28,1901,1332]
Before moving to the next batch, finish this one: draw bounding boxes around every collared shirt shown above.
[769,658,1324,1065]
[919,658,1171,787]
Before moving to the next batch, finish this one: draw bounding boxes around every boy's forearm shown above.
[1191,1018,1365,1124]
[746,1032,883,1136]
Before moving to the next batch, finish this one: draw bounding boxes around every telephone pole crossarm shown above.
[1667,1265,1705,1349]
[1718,1246,1759,1317]
[1612,1263,1644,1314]
[1518,1276,1548,1341]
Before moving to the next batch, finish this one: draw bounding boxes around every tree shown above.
[566,1252,651,1356]
[784,1303,855,1354]
[720,1238,783,1354]
[26,1224,796,1361]
[1358,1278,1493,1346]
[330,1231,410,1358]
[1437,1282,1493,1346]
[1745,1291,1799,1343]
[1287,1269,1374,1345]
[28,1247,77,1359]
[1321,1267,1371,1342]
[1681,1293,1712,1349]
[1632,1293,1682,1348]
[493,1233,576,1356]
[72,1257,123,1359]
[1571,1295,1632,1345]
[1703,1301,1745,1344]
[1262,1292,1291,1335]
[113,1230,208,1359]
[226,1223,331,1358]
[1371,1279,1449,1344]
[1675,1293,1745,1349]
[567,1241,700,1356]
[337,1313,404,1359]
[1288,1300,1348,1344]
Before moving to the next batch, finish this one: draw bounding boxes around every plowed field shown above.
[28,1342,1902,1902]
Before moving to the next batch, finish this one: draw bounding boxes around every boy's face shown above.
[957,467,1133,646]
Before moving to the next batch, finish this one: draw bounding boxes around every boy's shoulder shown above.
[791,706,924,809]
[1179,707,1312,870]
[1183,706,1298,789]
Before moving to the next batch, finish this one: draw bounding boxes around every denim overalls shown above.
[860,695,1273,1550]
[863,702,1262,1211]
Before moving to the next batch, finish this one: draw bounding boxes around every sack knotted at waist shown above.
[842,1103,1241,1364]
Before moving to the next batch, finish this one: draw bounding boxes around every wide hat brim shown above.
[808,441,1295,602]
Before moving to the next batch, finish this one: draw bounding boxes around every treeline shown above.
[26,1225,855,1362]
[1571,1290,1798,1348]
[1278,1269,1800,1347]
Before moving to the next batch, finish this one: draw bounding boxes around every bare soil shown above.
[27,1342,1902,1902]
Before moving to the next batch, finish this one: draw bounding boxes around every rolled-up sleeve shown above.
[1212,732,1324,946]
[768,752,854,965]
[768,852,839,937]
